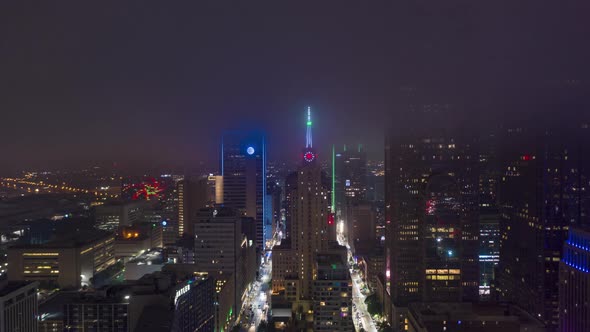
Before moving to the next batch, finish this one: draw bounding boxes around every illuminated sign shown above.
[174,284,191,305]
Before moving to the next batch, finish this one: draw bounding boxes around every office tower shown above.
[291,108,333,304]
[272,238,298,303]
[268,181,282,238]
[334,145,367,205]
[349,201,376,254]
[496,127,590,328]
[177,176,211,236]
[559,227,590,332]
[478,131,501,300]
[333,144,368,238]
[193,207,257,314]
[8,231,115,289]
[478,210,500,299]
[209,174,224,205]
[0,281,38,332]
[366,160,385,202]
[213,277,236,332]
[171,277,215,332]
[221,131,268,251]
[283,171,298,240]
[385,133,480,329]
[271,108,336,328]
[312,254,353,331]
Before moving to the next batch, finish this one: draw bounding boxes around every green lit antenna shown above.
[332,144,336,213]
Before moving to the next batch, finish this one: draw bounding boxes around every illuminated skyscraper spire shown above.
[306,106,313,148]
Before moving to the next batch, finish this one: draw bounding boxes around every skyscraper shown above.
[559,226,590,332]
[334,145,367,207]
[496,127,590,328]
[271,108,337,328]
[384,133,480,329]
[333,144,368,242]
[177,176,213,236]
[193,207,257,315]
[290,108,334,303]
[478,131,501,300]
[221,131,268,251]
[349,201,376,253]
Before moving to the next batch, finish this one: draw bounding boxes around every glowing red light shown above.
[328,213,335,225]
[522,155,532,161]
[124,178,165,200]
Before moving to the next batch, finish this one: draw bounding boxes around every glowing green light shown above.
[332,145,335,213]
[307,121,312,126]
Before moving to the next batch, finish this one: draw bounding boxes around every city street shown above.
[237,238,276,331]
[351,269,378,332]
[338,225,378,332]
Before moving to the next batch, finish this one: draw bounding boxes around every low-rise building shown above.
[114,225,162,261]
[8,230,115,289]
[39,272,215,332]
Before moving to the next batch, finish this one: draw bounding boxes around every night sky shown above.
[1,1,589,173]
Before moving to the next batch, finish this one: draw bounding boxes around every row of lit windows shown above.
[425,269,461,274]
[426,275,460,280]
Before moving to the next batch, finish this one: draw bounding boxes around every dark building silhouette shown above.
[385,133,480,329]
[496,126,590,329]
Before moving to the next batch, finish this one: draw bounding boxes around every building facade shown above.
[312,254,353,331]
[221,130,269,251]
[334,144,368,232]
[8,231,115,289]
[385,133,480,329]
[193,207,257,314]
[0,281,38,332]
[559,227,590,332]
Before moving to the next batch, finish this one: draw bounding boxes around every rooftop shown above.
[10,229,113,249]
[409,302,546,329]
[0,281,36,297]
[127,248,165,265]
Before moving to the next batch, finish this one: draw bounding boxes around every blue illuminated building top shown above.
[562,228,590,273]
[220,130,269,250]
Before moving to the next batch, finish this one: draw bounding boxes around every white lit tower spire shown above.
[306,106,312,148]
